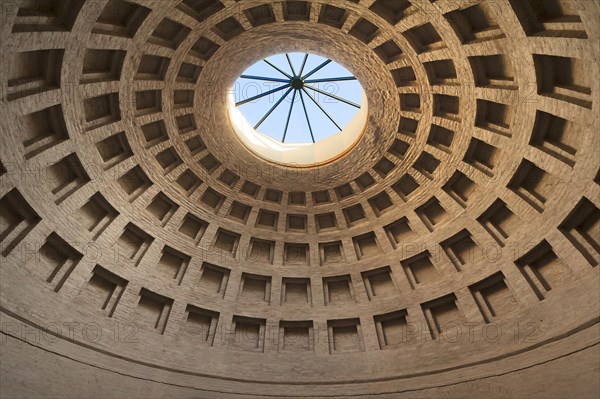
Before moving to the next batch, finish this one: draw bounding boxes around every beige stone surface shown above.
[0,0,599,398]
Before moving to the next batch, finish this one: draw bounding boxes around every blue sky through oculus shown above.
[233,53,364,144]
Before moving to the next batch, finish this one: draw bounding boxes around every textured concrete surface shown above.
[0,0,599,398]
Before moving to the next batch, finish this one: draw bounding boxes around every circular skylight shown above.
[232,53,364,144]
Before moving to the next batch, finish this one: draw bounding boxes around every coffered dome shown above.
[1,1,599,398]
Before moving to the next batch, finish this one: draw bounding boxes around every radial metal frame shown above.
[236,54,360,143]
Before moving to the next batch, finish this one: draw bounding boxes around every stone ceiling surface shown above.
[0,0,599,398]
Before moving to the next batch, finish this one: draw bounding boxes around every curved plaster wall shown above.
[0,0,599,398]
[228,91,369,167]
